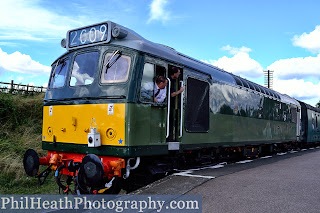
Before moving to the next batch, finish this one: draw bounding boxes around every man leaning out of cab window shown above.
[141,76,168,103]
[154,76,168,103]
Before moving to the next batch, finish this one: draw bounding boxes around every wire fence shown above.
[0,80,47,95]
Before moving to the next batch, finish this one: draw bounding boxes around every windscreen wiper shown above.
[51,59,61,78]
[105,50,122,71]
[55,61,66,77]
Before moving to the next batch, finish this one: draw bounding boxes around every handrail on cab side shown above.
[166,78,171,138]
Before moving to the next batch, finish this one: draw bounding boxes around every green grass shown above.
[0,93,59,194]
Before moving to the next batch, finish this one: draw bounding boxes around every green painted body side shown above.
[126,103,167,146]
[182,113,296,145]
[124,79,297,154]
[180,81,297,146]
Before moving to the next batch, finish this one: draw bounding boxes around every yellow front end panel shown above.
[42,103,126,146]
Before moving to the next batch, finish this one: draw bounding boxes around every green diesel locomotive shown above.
[23,21,320,194]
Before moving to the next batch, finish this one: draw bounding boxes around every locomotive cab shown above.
[43,46,135,153]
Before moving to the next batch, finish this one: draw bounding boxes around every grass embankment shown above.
[0,93,57,194]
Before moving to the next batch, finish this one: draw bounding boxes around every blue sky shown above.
[0,0,320,106]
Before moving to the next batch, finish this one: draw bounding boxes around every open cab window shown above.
[140,62,167,104]
[70,51,99,86]
[49,58,70,89]
[101,52,131,83]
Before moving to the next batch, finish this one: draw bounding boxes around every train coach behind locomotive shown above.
[23,21,320,194]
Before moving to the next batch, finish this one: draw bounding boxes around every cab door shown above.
[167,65,184,143]
[140,58,167,144]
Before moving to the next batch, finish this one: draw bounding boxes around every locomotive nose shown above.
[23,149,40,177]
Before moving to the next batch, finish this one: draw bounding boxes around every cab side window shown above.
[140,63,155,102]
[185,77,209,132]
[140,62,167,103]
[291,107,297,123]
[312,113,315,129]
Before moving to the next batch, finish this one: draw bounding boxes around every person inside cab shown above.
[169,67,184,98]
[154,76,168,103]
[167,67,184,141]
[141,75,168,103]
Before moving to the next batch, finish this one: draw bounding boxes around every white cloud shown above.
[147,0,171,24]
[292,25,320,53]
[267,54,320,106]
[221,45,252,55]
[267,54,320,80]
[203,46,263,79]
[43,83,48,88]
[273,78,320,106]
[0,48,51,75]
[0,0,81,41]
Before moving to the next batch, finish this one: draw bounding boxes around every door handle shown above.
[166,78,171,138]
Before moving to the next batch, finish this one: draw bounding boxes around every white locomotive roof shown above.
[279,93,301,107]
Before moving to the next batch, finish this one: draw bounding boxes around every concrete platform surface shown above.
[134,148,320,213]
[187,149,320,213]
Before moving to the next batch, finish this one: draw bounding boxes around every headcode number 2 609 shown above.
[70,24,107,47]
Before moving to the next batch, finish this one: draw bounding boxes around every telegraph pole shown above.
[264,70,274,89]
